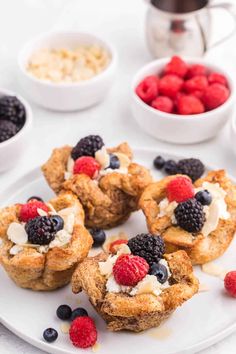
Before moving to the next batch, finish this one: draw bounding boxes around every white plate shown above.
[0,148,236,354]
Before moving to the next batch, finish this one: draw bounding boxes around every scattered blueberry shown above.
[195,190,212,206]
[90,228,106,247]
[51,215,64,232]
[149,262,168,284]
[43,328,58,343]
[71,307,88,321]
[56,304,72,320]
[108,154,120,169]
[164,160,177,175]
[27,196,44,203]
[153,156,165,170]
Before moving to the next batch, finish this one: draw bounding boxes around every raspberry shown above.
[203,83,230,110]
[224,271,236,298]
[109,239,128,254]
[151,96,174,113]
[174,198,205,233]
[177,95,205,115]
[186,64,207,78]
[135,76,159,103]
[19,201,49,222]
[164,56,188,78]
[184,75,208,94]
[73,156,100,179]
[69,317,97,348]
[71,135,104,160]
[208,72,228,87]
[166,176,194,203]
[159,75,183,99]
[113,254,149,286]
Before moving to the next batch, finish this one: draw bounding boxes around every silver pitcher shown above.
[145,0,236,58]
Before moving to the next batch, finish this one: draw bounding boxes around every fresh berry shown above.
[164,160,177,175]
[108,154,120,169]
[71,308,88,321]
[159,74,183,99]
[183,75,208,94]
[149,262,168,284]
[135,76,159,103]
[176,158,205,182]
[203,83,230,110]
[71,135,104,160]
[164,56,188,78]
[153,155,165,170]
[195,190,212,206]
[177,95,205,115]
[166,176,194,203]
[50,215,64,232]
[43,328,58,343]
[56,304,72,320]
[208,72,228,87]
[113,254,149,286]
[0,96,26,128]
[0,120,18,143]
[109,239,128,254]
[19,201,49,222]
[224,271,236,298]
[69,316,97,348]
[151,96,174,113]
[25,216,57,245]
[90,228,106,247]
[128,234,165,266]
[73,156,100,179]
[174,198,206,233]
[186,64,207,78]
[27,196,44,203]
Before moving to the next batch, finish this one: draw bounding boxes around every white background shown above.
[0,0,236,353]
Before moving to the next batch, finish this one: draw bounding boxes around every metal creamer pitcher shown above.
[145,0,236,58]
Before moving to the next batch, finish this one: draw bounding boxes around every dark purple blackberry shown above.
[25,216,57,245]
[176,158,205,182]
[174,198,205,233]
[164,160,177,175]
[0,96,26,128]
[153,155,165,170]
[128,233,165,266]
[0,120,18,142]
[71,135,104,160]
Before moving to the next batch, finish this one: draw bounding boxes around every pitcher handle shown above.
[207,2,236,49]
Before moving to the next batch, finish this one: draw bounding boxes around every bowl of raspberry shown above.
[0,88,32,172]
[131,56,234,144]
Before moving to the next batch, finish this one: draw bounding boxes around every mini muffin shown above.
[139,170,236,264]
[72,234,199,332]
[42,135,152,229]
[0,192,93,290]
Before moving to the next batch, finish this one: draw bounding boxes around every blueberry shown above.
[71,307,88,321]
[164,160,177,175]
[27,196,44,202]
[56,304,72,320]
[108,154,120,169]
[153,156,165,170]
[90,228,106,247]
[195,190,212,206]
[43,328,58,343]
[149,262,168,284]
[50,215,64,232]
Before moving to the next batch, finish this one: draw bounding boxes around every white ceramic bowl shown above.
[131,58,235,144]
[18,31,117,111]
[0,89,32,172]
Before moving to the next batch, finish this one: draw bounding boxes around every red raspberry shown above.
[184,75,208,94]
[164,56,188,78]
[186,64,207,78]
[208,72,228,87]
[113,254,149,286]
[203,83,230,110]
[166,176,194,203]
[73,156,100,179]
[177,95,205,115]
[159,74,183,99]
[69,317,97,348]
[109,239,128,254]
[151,96,174,113]
[135,76,159,103]
[19,201,49,222]
[224,271,236,298]
[191,90,204,100]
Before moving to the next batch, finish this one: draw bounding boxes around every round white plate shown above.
[0,148,236,354]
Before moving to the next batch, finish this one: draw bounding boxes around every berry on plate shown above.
[56,304,72,320]
[69,316,97,348]
[176,158,205,182]
[73,156,101,179]
[164,56,188,78]
[149,262,168,284]
[19,201,49,222]
[166,176,194,203]
[174,198,206,233]
[183,75,208,94]
[153,155,165,170]
[177,95,205,115]
[208,72,228,87]
[71,307,88,321]
[71,135,104,160]
[164,160,177,175]
[135,75,159,103]
[203,83,230,110]
[109,239,128,254]
[186,64,207,78]
[90,228,106,247]
[159,74,183,99]
[43,328,58,343]
[224,271,236,298]
[113,254,149,286]
[151,96,174,113]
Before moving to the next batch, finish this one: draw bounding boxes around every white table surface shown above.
[0,0,236,353]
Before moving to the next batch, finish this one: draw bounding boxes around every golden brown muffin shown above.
[0,192,93,291]
[139,170,236,265]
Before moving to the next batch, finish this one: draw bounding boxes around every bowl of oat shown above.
[18,31,117,111]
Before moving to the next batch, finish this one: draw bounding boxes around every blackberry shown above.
[71,135,104,160]
[176,158,205,182]
[43,328,58,343]
[25,216,57,245]
[128,234,165,266]
[90,228,106,247]
[56,304,72,320]
[0,96,26,128]
[174,198,206,233]
[153,156,165,170]
[149,262,168,284]
[195,190,212,206]
[0,120,18,142]
[164,160,177,175]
